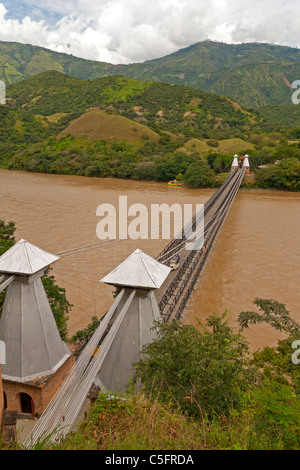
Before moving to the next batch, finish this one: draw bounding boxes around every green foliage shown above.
[245,380,300,450]
[58,392,210,450]
[0,70,273,186]
[207,152,233,173]
[5,71,261,141]
[255,158,300,191]
[70,315,99,345]
[133,302,300,449]
[0,219,15,256]
[41,272,72,341]
[0,220,16,316]
[4,299,299,450]
[0,69,300,189]
[238,298,300,336]
[207,139,219,148]
[184,159,216,188]
[135,312,252,419]
[238,298,300,393]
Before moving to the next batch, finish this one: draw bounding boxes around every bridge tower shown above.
[95,248,171,393]
[243,154,250,176]
[0,239,75,418]
[231,154,239,173]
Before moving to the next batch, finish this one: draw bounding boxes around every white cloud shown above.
[0,0,299,64]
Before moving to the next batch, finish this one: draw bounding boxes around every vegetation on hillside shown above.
[1,71,300,190]
[2,40,300,108]
[0,41,111,85]
[255,157,300,191]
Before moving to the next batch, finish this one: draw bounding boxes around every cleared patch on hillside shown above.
[176,137,254,155]
[59,108,160,145]
[47,112,70,123]
[14,119,24,134]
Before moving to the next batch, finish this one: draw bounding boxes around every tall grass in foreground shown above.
[1,390,298,450]
[56,393,210,450]
[54,389,299,451]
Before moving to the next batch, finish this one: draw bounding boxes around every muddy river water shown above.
[1,169,299,351]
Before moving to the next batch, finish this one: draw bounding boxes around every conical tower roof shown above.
[243,154,250,167]
[0,239,59,276]
[100,249,171,289]
[232,154,239,167]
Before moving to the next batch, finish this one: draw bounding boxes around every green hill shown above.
[0,41,112,84]
[1,70,300,187]
[1,40,300,107]
[5,70,260,140]
[58,108,160,145]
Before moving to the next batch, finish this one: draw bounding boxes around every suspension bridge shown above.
[0,155,248,447]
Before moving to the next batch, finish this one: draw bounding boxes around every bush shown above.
[135,313,252,419]
[184,159,216,188]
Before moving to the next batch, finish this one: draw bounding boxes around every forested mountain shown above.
[1,70,300,190]
[1,40,300,107]
[0,71,257,173]
[5,70,259,138]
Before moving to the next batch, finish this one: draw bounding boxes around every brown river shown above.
[1,169,299,351]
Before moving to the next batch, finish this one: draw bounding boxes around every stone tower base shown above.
[3,353,75,419]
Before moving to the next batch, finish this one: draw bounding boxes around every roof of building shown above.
[0,239,59,275]
[100,248,171,289]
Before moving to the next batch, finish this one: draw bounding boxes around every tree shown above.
[238,298,300,337]
[135,312,252,420]
[255,158,300,191]
[70,315,99,346]
[41,272,72,341]
[134,301,300,449]
[0,220,15,256]
[183,159,215,188]
[238,298,300,393]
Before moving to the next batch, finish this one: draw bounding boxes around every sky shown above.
[0,0,299,64]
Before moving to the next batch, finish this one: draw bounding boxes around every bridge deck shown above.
[155,169,245,321]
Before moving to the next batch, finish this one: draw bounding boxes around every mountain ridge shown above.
[1,40,300,107]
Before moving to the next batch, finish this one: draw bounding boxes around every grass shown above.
[59,109,160,146]
[2,389,298,450]
[56,393,211,451]
[177,137,254,155]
